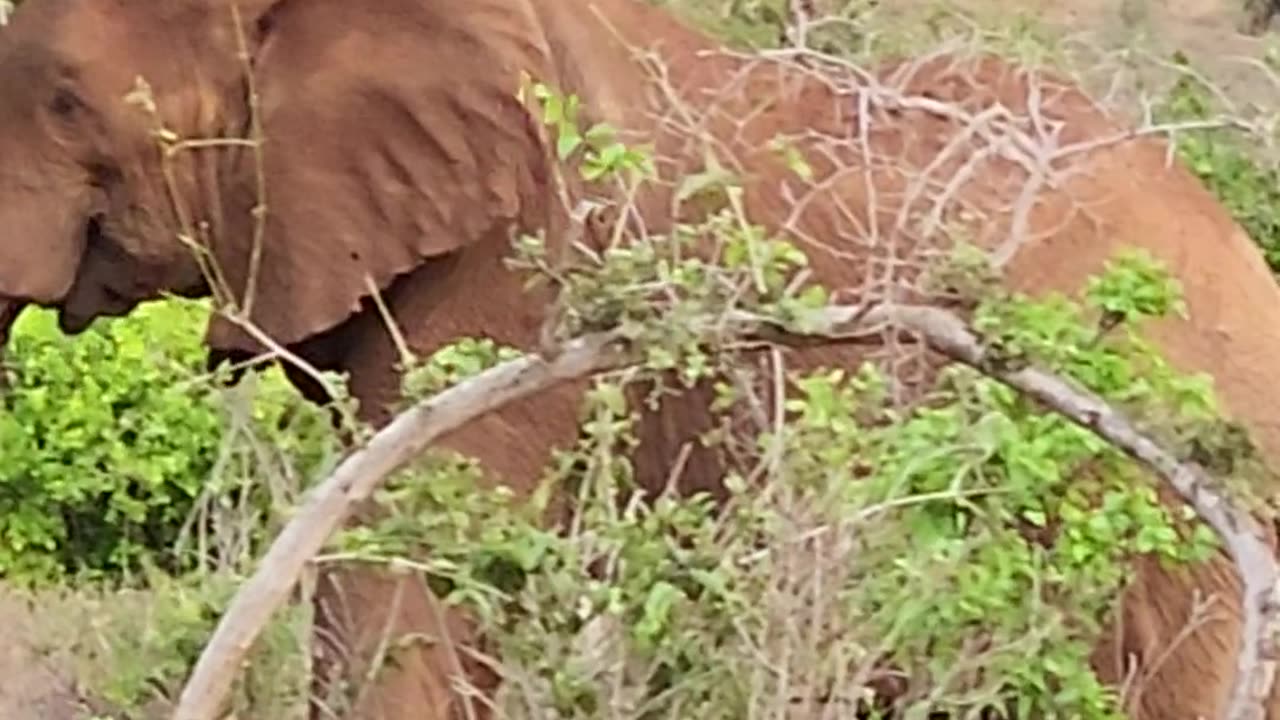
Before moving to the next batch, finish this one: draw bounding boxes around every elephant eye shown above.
[48,88,83,120]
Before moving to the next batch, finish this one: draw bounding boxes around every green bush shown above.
[337,242,1237,719]
[0,298,334,583]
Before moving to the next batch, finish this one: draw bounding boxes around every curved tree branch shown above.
[173,303,1278,720]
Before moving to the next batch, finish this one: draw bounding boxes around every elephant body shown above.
[0,1,1279,719]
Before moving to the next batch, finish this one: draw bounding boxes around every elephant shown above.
[1,0,1280,718]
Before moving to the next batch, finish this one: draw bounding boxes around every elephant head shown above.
[0,0,558,365]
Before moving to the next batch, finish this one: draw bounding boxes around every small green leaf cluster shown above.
[400,336,523,402]
[650,0,794,49]
[511,188,831,398]
[518,75,655,182]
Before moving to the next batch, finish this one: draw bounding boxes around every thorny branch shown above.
[173,302,1280,720]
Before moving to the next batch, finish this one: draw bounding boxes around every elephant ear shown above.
[204,0,558,353]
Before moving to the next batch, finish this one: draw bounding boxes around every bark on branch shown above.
[173,303,1278,720]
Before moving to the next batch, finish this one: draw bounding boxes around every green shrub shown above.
[337,246,1236,720]
[0,298,335,583]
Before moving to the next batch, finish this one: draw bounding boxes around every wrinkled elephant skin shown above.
[0,2,1279,720]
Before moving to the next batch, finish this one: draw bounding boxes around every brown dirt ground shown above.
[0,589,89,719]
[2,1,1277,718]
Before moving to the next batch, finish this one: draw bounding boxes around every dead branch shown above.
[173,302,1278,720]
